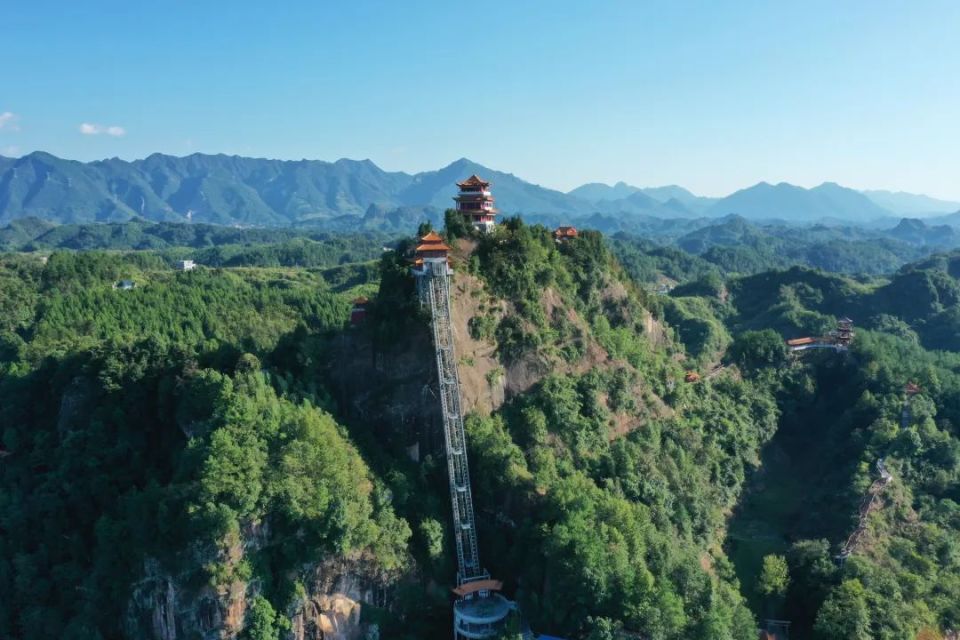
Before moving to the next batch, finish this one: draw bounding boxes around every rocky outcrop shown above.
[125,550,391,640]
[125,557,242,640]
[290,557,388,640]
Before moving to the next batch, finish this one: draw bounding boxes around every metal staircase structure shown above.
[414,257,515,640]
[836,458,894,562]
[419,260,482,582]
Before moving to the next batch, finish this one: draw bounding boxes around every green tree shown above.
[420,518,444,560]
[444,208,472,242]
[585,616,622,640]
[728,329,788,371]
[758,554,790,598]
[416,221,433,237]
[813,580,871,640]
[244,595,280,640]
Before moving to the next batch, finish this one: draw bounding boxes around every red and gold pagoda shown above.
[454,175,497,232]
[411,230,453,276]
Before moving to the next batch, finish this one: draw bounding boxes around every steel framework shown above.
[417,260,483,583]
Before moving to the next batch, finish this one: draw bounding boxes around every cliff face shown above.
[324,322,445,460]
[325,238,670,457]
[290,558,387,640]
[125,558,224,640]
[126,553,387,640]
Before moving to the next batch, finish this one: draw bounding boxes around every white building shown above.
[177,260,196,271]
[114,279,136,290]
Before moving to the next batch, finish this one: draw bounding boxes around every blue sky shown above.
[2,1,959,198]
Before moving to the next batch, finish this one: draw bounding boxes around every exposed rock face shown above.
[125,558,235,640]
[290,557,383,640]
[57,376,94,434]
[325,308,446,458]
[149,571,177,640]
[448,272,506,415]
[125,553,390,640]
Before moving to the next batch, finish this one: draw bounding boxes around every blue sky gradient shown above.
[2,1,958,197]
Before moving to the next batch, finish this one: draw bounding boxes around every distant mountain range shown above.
[671,214,960,255]
[0,151,957,228]
[861,190,960,217]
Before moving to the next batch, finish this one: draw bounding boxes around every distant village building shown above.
[786,317,855,353]
[350,296,369,326]
[553,226,578,242]
[177,259,196,271]
[114,279,136,290]
[454,175,498,232]
[836,317,854,345]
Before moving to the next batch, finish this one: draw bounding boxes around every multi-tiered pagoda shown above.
[454,175,497,232]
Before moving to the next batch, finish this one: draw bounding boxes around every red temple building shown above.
[553,226,578,241]
[350,296,369,326]
[411,230,453,276]
[454,175,497,233]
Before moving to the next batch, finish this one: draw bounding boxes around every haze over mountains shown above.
[0,151,957,228]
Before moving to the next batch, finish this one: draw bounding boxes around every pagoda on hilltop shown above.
[411,230,453,277]
[454,175,497,232]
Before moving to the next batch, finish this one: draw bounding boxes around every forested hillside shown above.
[1,222,959,639]
[609,216,960,281]
[720,259,960,638]
[4,213,958,281]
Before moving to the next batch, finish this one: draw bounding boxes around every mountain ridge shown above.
[2,151,951,227]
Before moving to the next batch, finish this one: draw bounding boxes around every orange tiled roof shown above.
[415,242,450,253]
[420,230,444,242]
[554,226,578,238]
[457,174,490,188]
[786,337,816,346]
[452,579,503,597]
[352,296,369,305]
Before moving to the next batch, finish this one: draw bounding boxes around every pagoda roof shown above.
[452,579,503,597]
[415,242,450,253]
[457,174,490,188]
[420,230,444,243]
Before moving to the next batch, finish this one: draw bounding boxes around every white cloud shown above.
[1,145,20,156]
[0,112,20,131]
[80,122,126,137]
